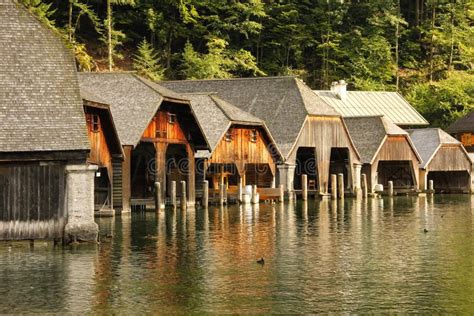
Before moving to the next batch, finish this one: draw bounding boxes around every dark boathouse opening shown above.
[131,142,156,199]
[294,147,318,191]
[166,144,189,197]
[377,161,415,189]
[427,171,471,193]
[329,147,350,191]
[245,163,274,188]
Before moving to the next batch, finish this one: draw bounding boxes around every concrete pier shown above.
[279,184,284,203]
[154,182,162,211]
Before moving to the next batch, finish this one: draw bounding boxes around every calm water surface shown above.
[0,195,473,314]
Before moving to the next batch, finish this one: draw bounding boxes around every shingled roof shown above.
[161,77,340,157]
[78,73,207,149]
[447,110,474,134]
[344,116,414,164]
[0,0,89,154]
[407,128,466,169]
[314,90,429,126]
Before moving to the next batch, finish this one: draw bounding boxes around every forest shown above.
[21,0,473,128]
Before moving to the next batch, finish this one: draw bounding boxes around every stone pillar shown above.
[237,177,243,203]
[277,163,296,195]
[64,164,99,243]
[180,181,187,210]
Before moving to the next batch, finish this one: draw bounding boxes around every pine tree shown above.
[133,39,165,81]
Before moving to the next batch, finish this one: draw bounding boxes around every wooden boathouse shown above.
[408,128,472,193]
[344,116,422,193]
[161,77,361,197]
[447,110,474,153]
[79,73,208,211]
[186,93,282,201]
[81,91,124,215]
[0,0,98,242]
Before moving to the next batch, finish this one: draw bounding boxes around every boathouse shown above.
[186,93,282,200]
[79,73,208,211]
[161,77,361,196]
[447,110,474,153]
[408,128,472,193]
[344,116,422,193]
[315,81,429,127]
[0,0,97,241]
[81,91,124,215]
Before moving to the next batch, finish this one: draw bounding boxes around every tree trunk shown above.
[395,0,400,91]
[448,5,455,71]
[68,0,73,42]
[428,2,436,83]
[107,0,113,72]
[166,30,172,70]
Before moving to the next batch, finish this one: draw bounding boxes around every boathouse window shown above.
[250,129,258,143]
[225,129,233,142]
[168,113,176,124]
[91,114,100,133]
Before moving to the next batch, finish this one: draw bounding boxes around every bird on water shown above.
[257,257,265,265]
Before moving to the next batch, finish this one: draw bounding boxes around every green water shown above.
[0,195,473,314]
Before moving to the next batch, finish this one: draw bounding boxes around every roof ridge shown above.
[210,94,262,123]
[163,76,295,84]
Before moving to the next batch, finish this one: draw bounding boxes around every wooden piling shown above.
[429,180,434,192]
[331,174,337,200]
[154,182,162,211]
[388,181,394,197]
[362,174,368,198]
[180,181,187,210]
[279,184,284,203]
[237,177,243,203]
[171,181,177,209]
[337,173,344,199]
[202,180,209,208]
[252,185,259,204]
[301,174,308,201]
[219,182,225,205]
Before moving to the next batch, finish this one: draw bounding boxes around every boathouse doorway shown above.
[377,161,415,189]
[294,147,318,190]
[245,163,274,188]
[94,166,111,210]
[205,163,239,189]
[166,144,189,197]
[329,147,350,191]
[427,171,470,193]
[131,142,156,199]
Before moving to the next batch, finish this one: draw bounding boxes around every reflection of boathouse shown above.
[185,93,282,199]
[162,77,361,196]
[79,73,208,211]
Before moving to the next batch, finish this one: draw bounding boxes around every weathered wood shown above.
[181,180,187,210]
[331,174,337,200]
[202,180,209,208]
[252,185,259,204]
[429,180,434,191]
[301,174,308,201]
[219,181,225,205]
[388,181,394,196]
[154,182,162,211]
[362,173,368,198]
[279,184,284,203]
[337,173,344,199]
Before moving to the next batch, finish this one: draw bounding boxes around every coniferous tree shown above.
[133,39,165,81]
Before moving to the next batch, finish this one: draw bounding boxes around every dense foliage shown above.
[21,0,474,128]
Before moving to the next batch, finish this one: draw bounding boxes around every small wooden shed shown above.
[162,77,361,196]
[344,116,422,193]
[186,93,282,196]
[79,73,209,211]
[81,91,124,213]
[408,128,472,193]
[447,110,474,153]
[0,0,97,241]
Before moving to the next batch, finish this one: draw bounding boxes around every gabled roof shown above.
[185,93,282,160]
[0,0,89,154]
[314,90,429,126]
[407,128,466,169]
[447,110,474,134]
[344,116,414,164]
[78,73,208,149]
[161,77,340,157]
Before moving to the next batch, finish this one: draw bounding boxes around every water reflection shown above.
[0,196,472,313]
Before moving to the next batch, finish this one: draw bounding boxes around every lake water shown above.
[0,195,473,314]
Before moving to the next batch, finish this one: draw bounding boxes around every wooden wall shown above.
[209,126,277,175]
[142,110,188,143]
[85,112,112,177]
[287,116,359,193]
[0,163,66,240]
[427,145,471,172]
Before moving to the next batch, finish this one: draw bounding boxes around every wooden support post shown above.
[252,185,259,204]
[171,181,177,209]
[429,180,434,192]
[388,181,394,197]
[154,182,162,211]
[202,180,209,208]
[237,177,243,203]
[279,184,284,203]
[301,174,308,201]
[219,181,225,205]
[331,174,337,200]
[362,174,368,198]
[180,180,187,210]
[337,173,344,199]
